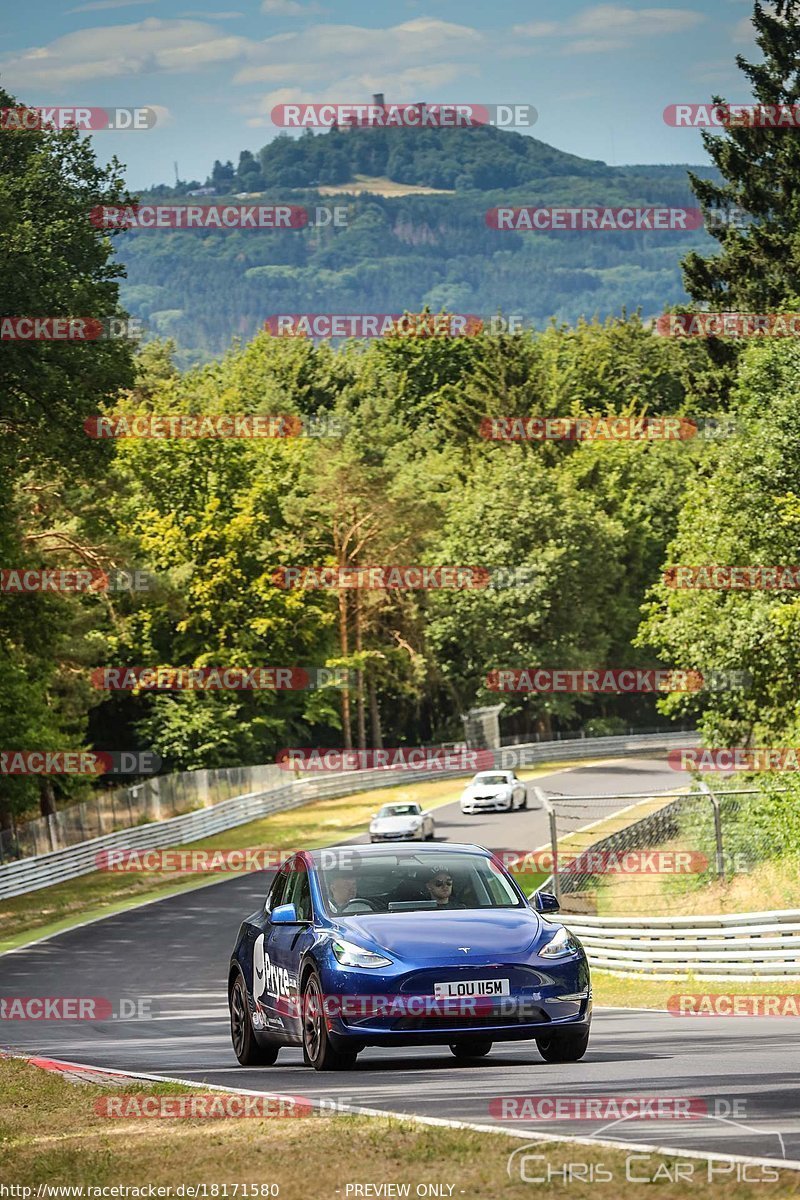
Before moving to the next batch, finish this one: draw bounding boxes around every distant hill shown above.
[119,125,721,365]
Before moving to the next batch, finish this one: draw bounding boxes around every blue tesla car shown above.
[228,843,591,1071]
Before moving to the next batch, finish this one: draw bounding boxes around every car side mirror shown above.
[271,902,300,924]
[531,890,560,914]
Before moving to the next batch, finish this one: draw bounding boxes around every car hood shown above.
[371,816,419,831]
[338,909,545,961]
[462,784,509,796]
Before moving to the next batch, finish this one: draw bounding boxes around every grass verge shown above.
[2,1056,798,1198]
[0,761,577,953]
[593,850,800,918]
[592,970,800,1009]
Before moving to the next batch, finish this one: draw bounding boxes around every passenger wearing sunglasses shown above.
[424,867,465,909]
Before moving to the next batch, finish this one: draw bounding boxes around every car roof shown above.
[307,842,491,865]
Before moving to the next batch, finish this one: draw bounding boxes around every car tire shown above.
[229,972,279,1066]
[536,1028,590,1063]
[425,825,434,840]
[449,1040,493,1060]
[519,792,528,810]
[301,970,358,1071]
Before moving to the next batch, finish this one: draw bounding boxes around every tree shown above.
[682,2,800,308]
[638,339,800,745]
[0,86,137,825]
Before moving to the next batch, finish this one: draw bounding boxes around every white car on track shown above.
[369,801,435,842]
[460,770,527,814]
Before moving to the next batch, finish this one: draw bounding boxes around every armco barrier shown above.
[564,910,800,980]
[0,731,693,901]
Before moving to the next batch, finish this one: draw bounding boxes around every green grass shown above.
[3,1054,798,1197]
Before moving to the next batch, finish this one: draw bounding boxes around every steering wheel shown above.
[340,897,380,914]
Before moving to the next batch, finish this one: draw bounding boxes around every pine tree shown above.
[682,1,800,308]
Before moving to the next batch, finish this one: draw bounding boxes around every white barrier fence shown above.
[0,731,692,900]
[564,910,800,980]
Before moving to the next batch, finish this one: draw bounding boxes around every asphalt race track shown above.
[3,757,799,1165]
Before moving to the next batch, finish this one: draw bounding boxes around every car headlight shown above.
[409,817,421,828]
[539,926,581,959]
[332,938,392,968]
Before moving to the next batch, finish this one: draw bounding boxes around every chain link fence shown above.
[0,765,284,863]
[535,780,789,916]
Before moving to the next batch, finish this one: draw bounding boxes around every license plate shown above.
[433,978,510,998]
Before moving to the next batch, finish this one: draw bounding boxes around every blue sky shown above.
[1,0,761,190]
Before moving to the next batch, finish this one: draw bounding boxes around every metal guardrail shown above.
[563,910,800,979]
[0,731,692,900]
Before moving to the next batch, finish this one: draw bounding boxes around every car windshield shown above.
[377,804,419,817]
[316,852,523,914]
[472,774,510,786]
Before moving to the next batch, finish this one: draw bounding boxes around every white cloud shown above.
[68,0,154,11]
[234,18,482,87]
[179,10,244,18]
[563,37,629,54]
[0,18,254,87]
[513,4,704,54]
[511,20,559,37]
[732,13,757,41]
[571,5,703,36]
[240,61,472,126]
[0,14,483,93]
[261,0,320,12]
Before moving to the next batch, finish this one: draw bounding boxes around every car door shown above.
[250,861,292,1032]
[265,856,315,1042]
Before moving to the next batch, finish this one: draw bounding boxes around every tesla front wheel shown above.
[229,973,279,1066]
[301,970,358,1071]
[536,1028,590,1063]
[449,1040,492,1060]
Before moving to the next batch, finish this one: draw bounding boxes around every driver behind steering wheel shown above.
[328,870,359,914]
